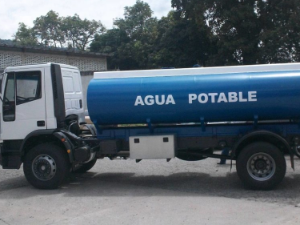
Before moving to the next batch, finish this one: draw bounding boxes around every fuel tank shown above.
[87,63,300,125]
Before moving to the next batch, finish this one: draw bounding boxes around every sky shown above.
[0,0,173,40]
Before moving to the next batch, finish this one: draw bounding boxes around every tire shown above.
[23,144,70,189]
[73,158,97,173]
[236,142,286,190]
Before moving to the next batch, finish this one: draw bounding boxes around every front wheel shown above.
[23,144,70,189]
[236,142,286,190]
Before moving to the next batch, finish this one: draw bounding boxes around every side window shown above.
[73,72,81,92]
[3,73,16,121]
[63,76,74,93]
[16,71,41,105]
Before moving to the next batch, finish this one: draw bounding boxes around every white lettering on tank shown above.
[135,91,257,106]
[239,92,247,102]
[145,95,155,105]
[217,93,228,103]
[134,96,144,106]
[248,91,257,102]
[189,94,197,104]
[228,92,238,102]
[198,93,208,103]
[134,95,175,106]
[165,95,176,105]
[208,93,218,103]
[188,91,258,104]
[155,95,166,105]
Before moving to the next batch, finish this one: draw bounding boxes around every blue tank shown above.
[87,63,300,125]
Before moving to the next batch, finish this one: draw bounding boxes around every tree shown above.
[154,10,211,68]
[91,0,212,69]
[90,29,128,69]
[171,0,261,65]
[210,0,261,65]
[114,0,153,39]
[63,15,106,50]
[91,0,159,70]
[13,11,105,50]
[171,0,300,65]
[33,10,65,47]
[114,0,158,69]
[258,0,300,63]
[13,23,38,46]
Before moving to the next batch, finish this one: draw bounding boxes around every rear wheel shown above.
[23,144,70,189]
[236,142,286,190]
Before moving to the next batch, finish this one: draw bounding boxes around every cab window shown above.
[3,71,42,122]
[16,71,41,105]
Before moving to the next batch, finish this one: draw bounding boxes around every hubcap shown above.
[247,153,276,181]
[32,155,56,181]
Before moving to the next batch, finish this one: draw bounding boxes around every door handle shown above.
[37,121,45,127]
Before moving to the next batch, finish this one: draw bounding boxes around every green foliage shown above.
[114,0,153,39]
[91,0,213,69]
[13,0,300,67]
[154,11,211,67]
[63,14,106,50]
[13,11,105,50]
[91,0,160,69]
[13,23,38,46]
[258,0,300,63]
[33,10,64,47]
[171,0,300,65]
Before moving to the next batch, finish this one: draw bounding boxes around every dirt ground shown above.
[0,157,300,225]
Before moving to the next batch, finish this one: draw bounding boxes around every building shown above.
[0,40,109,109]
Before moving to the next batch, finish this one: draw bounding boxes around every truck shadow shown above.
[64,171,300,205]
[1,171,300,205]
[0,176,28,192]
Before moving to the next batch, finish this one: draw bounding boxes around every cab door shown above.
[1,68,46,140]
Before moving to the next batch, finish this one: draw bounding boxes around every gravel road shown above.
[0,157,300,225]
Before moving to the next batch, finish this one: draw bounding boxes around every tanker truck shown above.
[1,62,300,190]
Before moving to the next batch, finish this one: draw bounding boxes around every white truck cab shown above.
[0,63,97,189]
[0,63,85,140]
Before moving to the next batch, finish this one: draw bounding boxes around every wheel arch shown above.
[232,130,291,159]
[20,130,73,162]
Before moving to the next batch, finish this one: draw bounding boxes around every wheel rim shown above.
[247,152,276,181]
[32,154,56,181]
